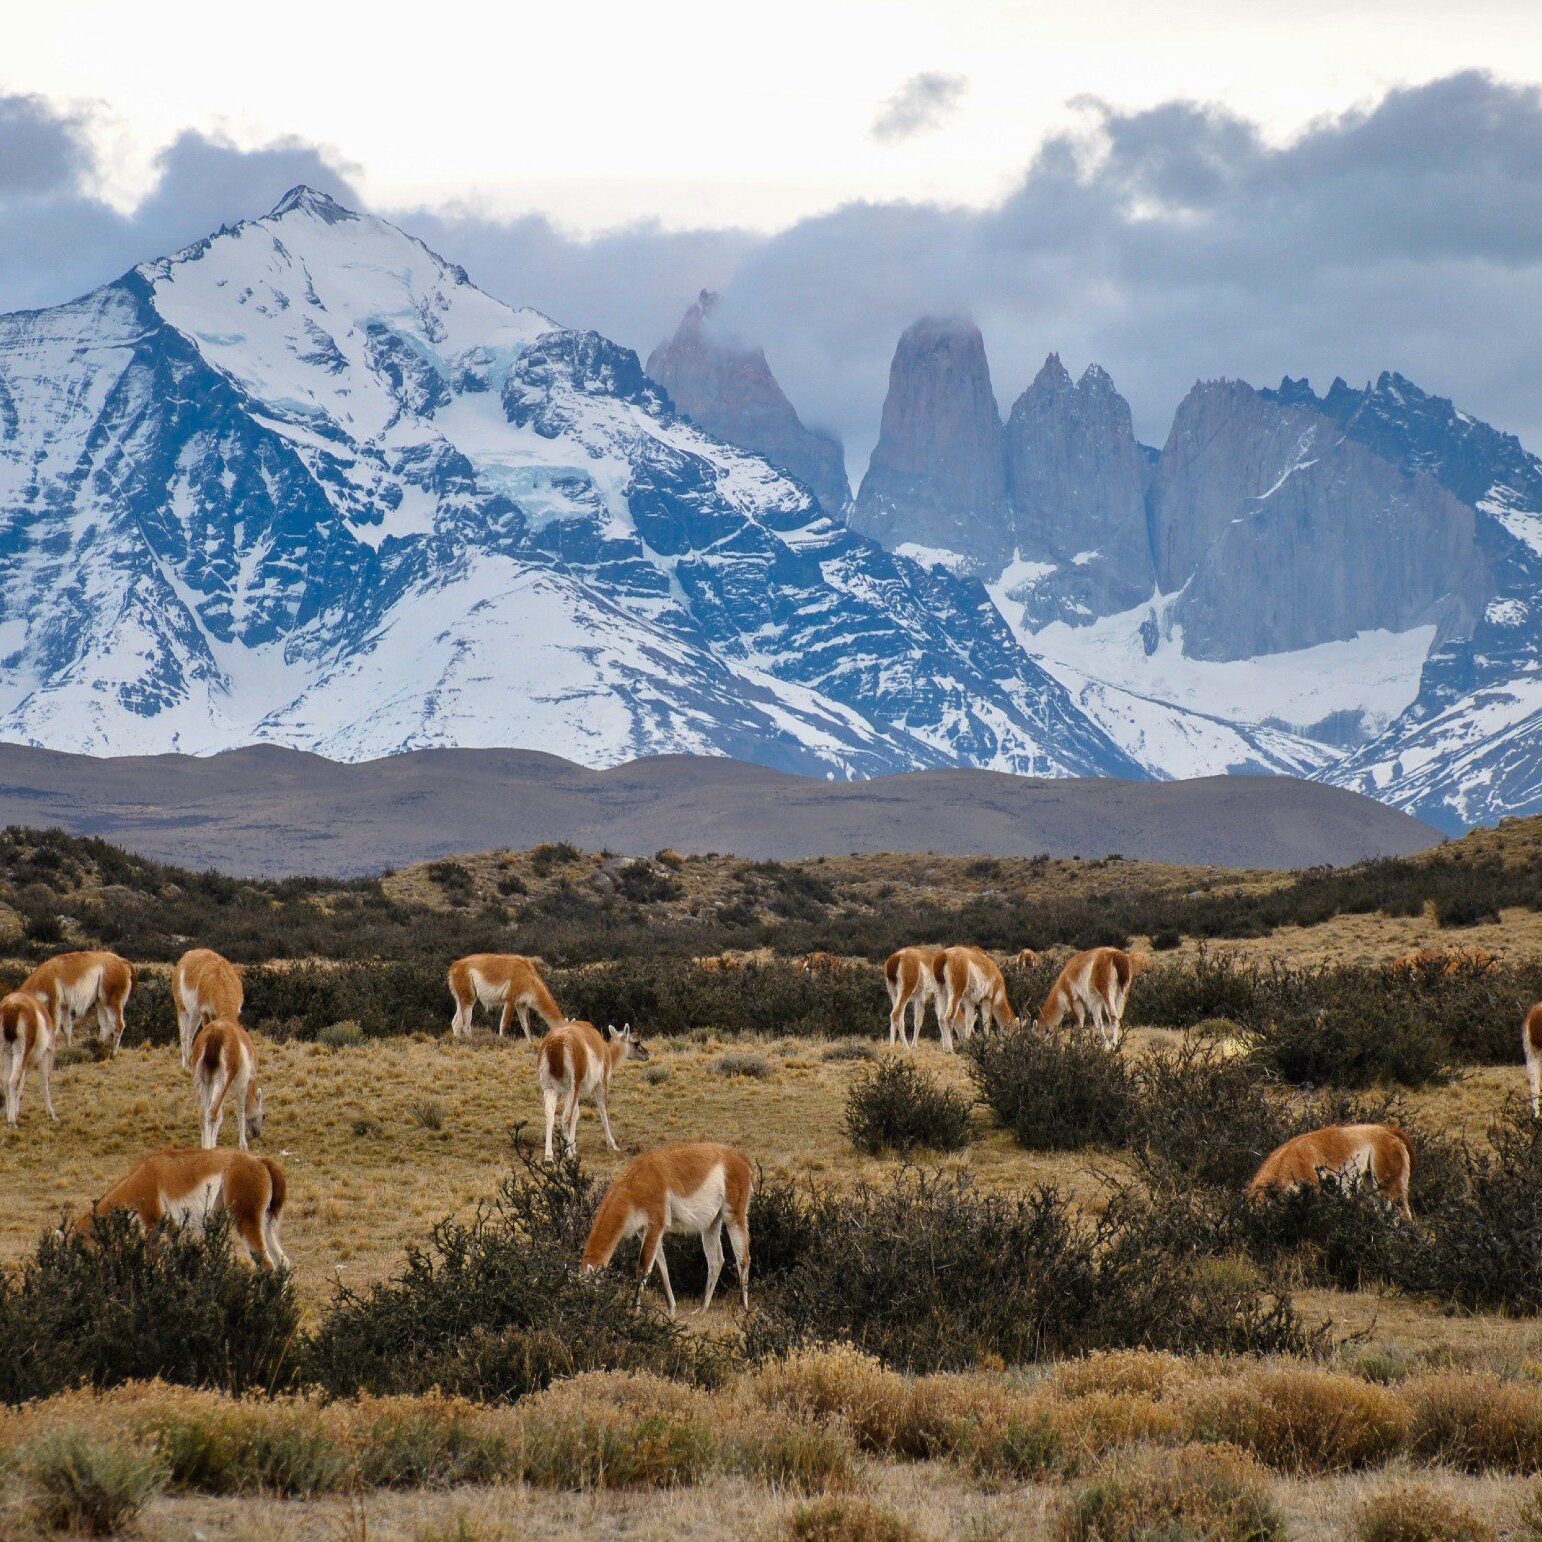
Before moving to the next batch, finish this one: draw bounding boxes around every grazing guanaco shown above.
[1525,1003,1542,1117]
[1248,1124,1413,1220]
[884,946,946,1046]
[447,953,562,1039]
[23,950,136,1054]
[582,1141,752,1316]
[191,1018,264,1150]
[799,951,852,976]
[2,990,57,1125]
[1392,946,1499,977]
[1037,947,1151,1050]
[173,947,244,1067]
[76,1147,289,1268]
[1014,948,1039,969]
[932,946,1018,1049]
[538,1019,648,1159]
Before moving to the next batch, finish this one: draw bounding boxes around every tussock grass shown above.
[1404,1372,1542,1472]
[781,1495,921,1541]
[1351,1481,1497,1542]
[1055,1443,1284,1541]
[1184,1367,1411,1473]
[21,1428,165,1537]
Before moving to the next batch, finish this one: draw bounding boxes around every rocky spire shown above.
[849,316,1010,568]
[646,292,849,515]
[1003,355,1153,618]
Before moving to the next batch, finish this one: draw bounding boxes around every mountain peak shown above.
[267,185,358,223]
[1030,352,1073,392]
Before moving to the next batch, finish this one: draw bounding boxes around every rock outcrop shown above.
[1002,354,1154,622]
[645,292,849,516]
[1151,380,1488,661]
[850,316,1010,568]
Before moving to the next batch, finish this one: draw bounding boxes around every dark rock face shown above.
[1003,354,1154,623]
[1150,379,1488,661]
[645,292,849,516]
[850,317,1010,568]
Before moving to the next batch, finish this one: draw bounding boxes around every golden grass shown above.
[7,1368,1542,1541]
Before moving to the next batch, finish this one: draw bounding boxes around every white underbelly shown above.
[666,1168,727,1233]
[161,1176,223,1229]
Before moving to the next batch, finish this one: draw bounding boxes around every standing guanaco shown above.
[582,1141,752,1315]
[537,1020,648,1159]
[173,947,244,1067]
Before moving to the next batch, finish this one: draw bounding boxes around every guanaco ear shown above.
[605,1023,620,1039]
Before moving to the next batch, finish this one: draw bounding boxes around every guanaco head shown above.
[607,1022,649,1064]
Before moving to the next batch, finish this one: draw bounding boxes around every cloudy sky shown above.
[5,0,1541,466]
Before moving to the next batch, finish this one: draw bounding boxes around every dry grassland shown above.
[3,1021,1536,1361]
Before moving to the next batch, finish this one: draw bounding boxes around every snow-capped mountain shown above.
[0,188,1139,781]
[788,312,1541,827]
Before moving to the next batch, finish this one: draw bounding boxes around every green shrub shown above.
[23,1429,166,1536]
[1404,1103,1542,1311]
[843,1058,973,1154]
[745,1168,1307,1373]
[967,1029,1137,1150]
[1130,1034,1293,1188]
[0,1211,301,1403]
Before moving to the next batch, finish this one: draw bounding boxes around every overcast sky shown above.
[4,0,1541,467]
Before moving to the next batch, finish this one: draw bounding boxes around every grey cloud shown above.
[870,72,969,142]
[0,94,90,194]
[2,71,1540,474]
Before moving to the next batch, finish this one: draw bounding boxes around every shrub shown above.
[23,1429,166,1536]
[1351,1482,1496,1542]
[317,1020,365,1048]
[750,1346,916,1455]
[1055,1443,1284,1542]
[1404,1372,1542,1472]
[1129,1034,1293,1188]
[713,1051,774,1079]
[1053,1350,1201,1403]
[966,1029,1137,1150]
[1185,1367,1410,1473]
[306,1143,724,1400]
[349,1395,511,1489]
[410,1099,446,1131]
[1405,1104,1542,1311]
[823,1042,877,1062]
[144,1401,349,1496]
[509,1372,716,1488]
[843,1058,972,1155]
[1435,894,1500,929]
[1241,966,1453,1088]
[0,1211,301,1403]
[745,1169,1307,1373]
[723,1411,858,1493]
[782,1496,920,1542]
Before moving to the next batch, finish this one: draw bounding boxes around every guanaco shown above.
[23,950,135,1054]
[538,1019,648,1159]
[933,946,1018,1049]
[173,947,244,1066]
[884,946,946,1046]
[448,953,561,1038]
[191,1018,264,1150]
[1248,1124,1413,1220]
[582,1141,752,1315]
[76,1147,289,1268]
[2,990,57,1125]
[1037,947,1151,1049]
